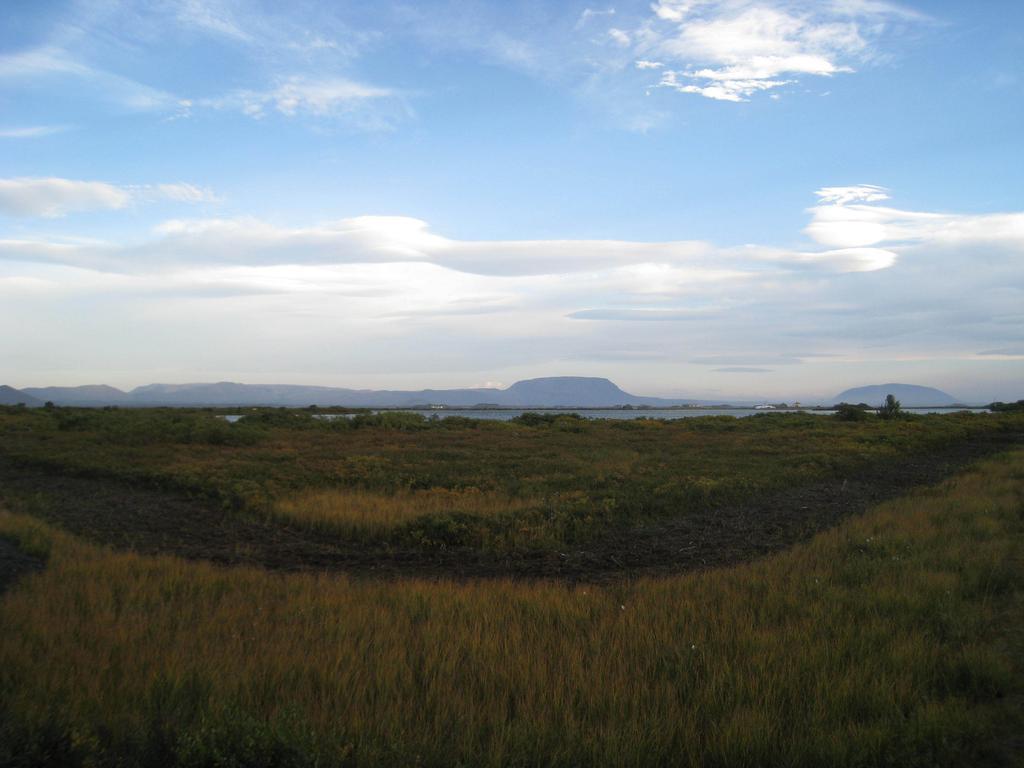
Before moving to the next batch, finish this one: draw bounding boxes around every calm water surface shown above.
[222,407,985,423]
[395,407,986,421]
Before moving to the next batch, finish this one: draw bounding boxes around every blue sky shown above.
[1,0,1022,402]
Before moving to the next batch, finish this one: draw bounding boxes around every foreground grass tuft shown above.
[2,451,1023,766]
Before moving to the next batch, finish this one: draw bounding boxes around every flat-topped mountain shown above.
[832,383,960,407]
[0,385,41,407]
[503,377,657,407]
[19,377,701,408]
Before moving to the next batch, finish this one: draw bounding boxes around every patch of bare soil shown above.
[0,432,1020,583]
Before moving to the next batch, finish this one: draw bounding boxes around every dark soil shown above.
[0,538,43,594]
[0,432,1021,583]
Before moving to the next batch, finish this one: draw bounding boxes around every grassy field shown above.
[1,406,1021,552]
[274,486,537,540]
[1,447,1023,766]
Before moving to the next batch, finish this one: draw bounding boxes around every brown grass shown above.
[1,451,1022,766]
[273,486,537,538]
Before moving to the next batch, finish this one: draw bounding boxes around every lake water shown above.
[392,407,986,421]
[221,407,985,423]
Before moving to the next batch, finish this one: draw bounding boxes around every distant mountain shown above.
[832,383,959,408]
[129,377,698,408]
[502,377,661,407]
[22,385,130,406]
[127,382,502,407]
[24,377,705,408]
[0,385,42,407]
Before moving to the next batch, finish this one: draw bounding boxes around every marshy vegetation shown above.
[0,449,1022,766]
[1,406,1022,765]
[0,405,1020,553]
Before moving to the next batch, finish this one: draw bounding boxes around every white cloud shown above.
[691,354,809,365]
[166,0,372,59]
[0,7,379,124]
[659,70,788,101]
[6,186,1006,278]
[739,244,897,271]
[0,186,961,278]
[568,308,712,321]
[0,178,216,218]
[577,8,617,28]
[203,76,406,128]
[174,0,254,43]
[0,46,183,113]
[634,1,920,101]
[805,196,1024,251]
[0,238,92,264]
[608,28,632,47]
[635,59,664,69]
[0,179,130,218]
[2,187,1020,400]
[0,46,91,79]
[148,183,219,204]
[0,125,69,139]
[815,184,890,205]
[0,187,1015,282]
[18,208,894,277]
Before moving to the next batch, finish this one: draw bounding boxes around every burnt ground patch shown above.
[0,431,1021,583]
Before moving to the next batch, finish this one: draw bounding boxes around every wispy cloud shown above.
[0,46,185,113]
[693,355,807,366]
[0,125,70,139]
[977,347,1024,358]
[576,8,617,29]
[568,308,711,321]
[96,212,893,277]
[166,0,372,58]
[0,3,386,127]
[202,76,408,129]
[6,186,1006,276]
[815,184,890,205]
[173,0,255,43]
[0,178,216,218]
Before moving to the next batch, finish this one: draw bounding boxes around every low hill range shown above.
[15,377,710,409]
[18,384,129,407]
[0,385,42,407]
[831,383,960,408]
[2,378,968,409]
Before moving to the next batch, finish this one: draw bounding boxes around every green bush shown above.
[878,394,903,420]
[834,403,870,422]
[512,412,584,427]
[988,400,1024,413]
[350,412,428,430]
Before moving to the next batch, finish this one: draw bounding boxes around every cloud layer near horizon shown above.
[1,182,936,275]
[1,182,1021,399]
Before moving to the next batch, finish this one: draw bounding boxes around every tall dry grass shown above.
[273,486,537,539]
[1,452,1022,766]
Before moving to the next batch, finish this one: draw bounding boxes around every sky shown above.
[1,0,1022,403]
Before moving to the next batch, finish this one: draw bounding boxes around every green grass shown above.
[1,406,1020,552]
[1,449,1022,767]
